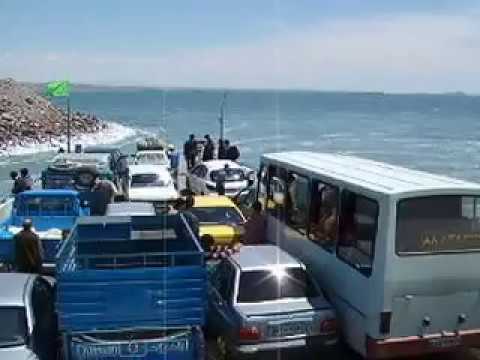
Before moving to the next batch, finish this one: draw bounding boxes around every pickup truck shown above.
[0,190,89,272]
[56,215,207,360]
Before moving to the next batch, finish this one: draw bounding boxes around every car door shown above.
[31,277,57,360]
[208,260,237,335]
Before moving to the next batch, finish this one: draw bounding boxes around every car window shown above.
[190,206,244,225]
[131,173,169,187]
[0,307,27,347]
[237,267,317,303]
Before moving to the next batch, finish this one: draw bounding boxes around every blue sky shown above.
[1,0,479,92]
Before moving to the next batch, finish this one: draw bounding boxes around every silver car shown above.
[207,245,338,359]
[0,273,57,360]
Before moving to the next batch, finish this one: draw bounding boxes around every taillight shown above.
[239,326,261,341]
[320,318,337,334]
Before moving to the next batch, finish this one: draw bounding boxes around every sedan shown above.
[207,245,338,360]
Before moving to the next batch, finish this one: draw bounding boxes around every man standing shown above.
[14,219,43,273]
[242,201,267,245]
[10,171,21,195]
[202,135,215,162]
[91,176,117,215]
[18,168,33,192]
[183,134,196,169]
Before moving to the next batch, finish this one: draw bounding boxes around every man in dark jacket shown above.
[10,171,21,194]
[14,219,43,273]
[202,135,215,162]
[17,168,33,193]
[183,134,196,169]
[225,140,240,162]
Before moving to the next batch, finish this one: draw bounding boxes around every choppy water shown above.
[1,88,480,193]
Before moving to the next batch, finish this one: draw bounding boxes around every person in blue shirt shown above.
[167,144,179,178]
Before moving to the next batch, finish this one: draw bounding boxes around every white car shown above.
[0,273,57,360]
[187,160,250,197]
[128,165,178,202]
[133,150,170,168]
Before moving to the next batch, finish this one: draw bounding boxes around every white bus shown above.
[255,151,480,359]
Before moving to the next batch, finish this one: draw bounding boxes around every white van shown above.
[257,151,480,359]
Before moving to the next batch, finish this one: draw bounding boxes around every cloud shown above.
[1,12,480,92]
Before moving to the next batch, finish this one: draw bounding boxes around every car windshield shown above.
[0,307,27,347]
[17,196,75,216]
[210,168,245,182]
[396,195,480,254]
[135,153,168,165]
[190,207,244,225]
[237,267,318,303]
[131,174,168,188]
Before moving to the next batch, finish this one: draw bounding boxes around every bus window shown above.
[267,166,288,218]
[396,195,480,254]
[286,172,310,233]
[337,190,379,276]
[309,182,339,251]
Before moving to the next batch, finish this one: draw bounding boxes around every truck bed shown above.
[56,215,207,333]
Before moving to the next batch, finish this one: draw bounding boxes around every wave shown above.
[0,121,138,157]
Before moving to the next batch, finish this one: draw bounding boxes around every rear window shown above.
[190,207,244,225]
[16,196,75,215]
[396,195,480,254]
[237,267,318,303]
[210,169,245,182]
[131,174,168,187]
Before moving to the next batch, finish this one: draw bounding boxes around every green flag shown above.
[46,80,71,97]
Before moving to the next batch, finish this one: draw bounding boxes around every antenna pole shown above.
[219,91,227,141]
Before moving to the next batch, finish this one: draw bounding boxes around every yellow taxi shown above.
[191,195,246,245]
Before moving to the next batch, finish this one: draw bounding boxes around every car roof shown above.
[53,153,110,162]
[83,146,120,153]
[193,195,236,208]
[230,245,302,270]
[18,189,78,198]
[0,273,34,307]
[202,160,242,171]
[106,202,155,216]
[262,151,480,196]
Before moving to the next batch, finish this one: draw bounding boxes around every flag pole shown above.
[67,96,71,153]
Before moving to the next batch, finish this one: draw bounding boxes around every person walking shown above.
[91,176,117,215]
[242,201,267,245]
[202,135,215,162]
[183,134,196,169]
[14,219,43,273]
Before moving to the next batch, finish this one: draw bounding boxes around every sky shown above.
[1,0,480,93]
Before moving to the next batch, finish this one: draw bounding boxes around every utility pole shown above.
[219,91,227,141]
[67,96,71,153]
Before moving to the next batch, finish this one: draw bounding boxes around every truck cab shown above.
[0,190,89,272]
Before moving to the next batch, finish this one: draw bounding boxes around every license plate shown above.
[268,322,311,338]
[429,336,461,348]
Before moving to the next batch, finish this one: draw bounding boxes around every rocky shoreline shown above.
[0,78,107,151]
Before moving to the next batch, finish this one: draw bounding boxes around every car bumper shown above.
[366,329,480,359]
[232,335,338,360]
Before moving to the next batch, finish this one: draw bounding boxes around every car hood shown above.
[129,186,178,201]
[199,224,241,245]
[0,345,38,360]
[235,297,331,318]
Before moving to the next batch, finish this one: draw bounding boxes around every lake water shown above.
[1,88,480,193]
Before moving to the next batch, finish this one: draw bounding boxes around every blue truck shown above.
[0,189,89,271]
[56,215,207,360]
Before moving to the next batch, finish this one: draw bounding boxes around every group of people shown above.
[10,168,33,194]
[183,134,241,169]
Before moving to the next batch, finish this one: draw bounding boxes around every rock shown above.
[25,97,34,105]
[1,112,14,121]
